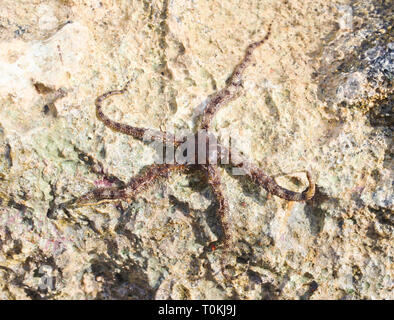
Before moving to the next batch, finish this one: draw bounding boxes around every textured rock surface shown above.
[0,0,392,299]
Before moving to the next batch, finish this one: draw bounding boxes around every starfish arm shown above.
[205,164,230,244]
[228,147,315,201]
[61,164,185,207]
[200,23,272,130]
[247,165,315,201]
[95,81,177,144]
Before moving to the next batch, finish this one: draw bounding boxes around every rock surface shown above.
[0,0,392,299]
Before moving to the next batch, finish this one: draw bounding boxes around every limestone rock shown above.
[0,0,392,299]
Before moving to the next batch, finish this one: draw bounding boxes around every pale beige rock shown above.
[0,0,392,299]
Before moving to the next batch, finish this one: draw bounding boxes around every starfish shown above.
[59,23,315,249]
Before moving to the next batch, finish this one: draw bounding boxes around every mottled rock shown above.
[0,0,392,299]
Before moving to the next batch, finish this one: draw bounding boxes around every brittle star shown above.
[60,23,315,250]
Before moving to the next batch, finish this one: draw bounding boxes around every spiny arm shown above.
[95,81,178,144]
[60,164,185,207]
[225,144,315,201]
[205,164,230,245]
[200,23,272,130]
